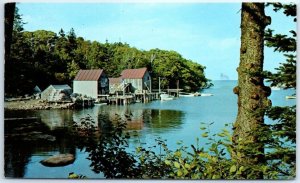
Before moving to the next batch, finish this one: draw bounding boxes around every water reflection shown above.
[4,117,76,178]
[144,109,183,129]
[39,110,73,130]
[4,106,184,178]
[5,143,31,177]
[33,106,185,132]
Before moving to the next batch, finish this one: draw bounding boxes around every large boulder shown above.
[40,154,75,167]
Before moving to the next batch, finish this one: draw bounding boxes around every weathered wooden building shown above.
[121,67,151,94]
[41,84,72,102]
[109,77,122,94]
[109,77,133,94]
[33,85,42,99]
[73,69,109,99]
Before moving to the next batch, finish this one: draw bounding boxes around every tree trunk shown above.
[4,3,15,61]
[232,3,271,178]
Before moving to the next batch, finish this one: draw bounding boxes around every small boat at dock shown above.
[160,93,174,101]
[286,95,296,99]
[179,92,194,97]
[194,92,201,96]
[271,86,282,90]
[201,93,213,97]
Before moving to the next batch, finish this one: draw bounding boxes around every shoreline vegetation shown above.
[6,24,210,97]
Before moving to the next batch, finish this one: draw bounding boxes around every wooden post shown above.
[150,77,152,93]
[177,80,179,97]
[159,77,161,94]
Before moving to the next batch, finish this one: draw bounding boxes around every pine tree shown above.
[264,3,296,178]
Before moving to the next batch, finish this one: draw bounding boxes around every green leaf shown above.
[174,161,181,168]
[237,166,245,175]
[262,165,268,173]
[211,157,217,163]
[212,174,220,179]
[217,133,226,137]
[176,140,183,145]
[174,151,182,157]
[230,165,237,173]
[136,147,141,153]
[164,160,171,165]
[200,127,206,130]
[177,170,183,177]
[184,163,191,169]
[68,173,79,179]
[222,128,229,133]
[183,169,189,175]
[239,166,245,172]
[191,174,200,179]
[202,132,209,138]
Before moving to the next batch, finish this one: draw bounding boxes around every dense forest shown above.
[5,7,210,96]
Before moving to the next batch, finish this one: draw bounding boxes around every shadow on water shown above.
[4,115,76,178]
[4,106,184,178]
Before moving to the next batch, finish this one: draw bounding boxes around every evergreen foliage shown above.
[5,7,209,96]
[263,2,296,177]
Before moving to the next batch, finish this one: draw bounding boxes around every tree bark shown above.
[5,3,16,61]
[232,3,271,178]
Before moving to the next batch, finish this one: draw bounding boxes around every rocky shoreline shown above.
[4,99,75,110]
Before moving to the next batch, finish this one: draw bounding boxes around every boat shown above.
[94,103,108,106]
[179,92,195,97]
[160,93,174,101]
[194,92,201,96]
[286,96,296,99]
[201,93,214,97]
[271,86,281,90]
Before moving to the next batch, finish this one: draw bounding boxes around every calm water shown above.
[4,80,296,178]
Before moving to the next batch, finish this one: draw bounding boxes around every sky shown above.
[16,2,296,80]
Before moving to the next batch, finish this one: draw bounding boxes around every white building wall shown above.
[124,79,143,93]
[73,81,98,98]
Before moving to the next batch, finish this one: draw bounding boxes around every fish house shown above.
[41,84,72,102]
[73,69,109,99]
[121,67,151,93]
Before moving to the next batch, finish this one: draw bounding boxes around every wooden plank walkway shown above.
[5,117,40,121]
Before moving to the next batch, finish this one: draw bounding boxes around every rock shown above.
[40,154,75,167]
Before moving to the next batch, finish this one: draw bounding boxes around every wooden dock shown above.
[107,92,160,105]
[108,95,134,105]
[74,98,95,108]
[5,117,40,122]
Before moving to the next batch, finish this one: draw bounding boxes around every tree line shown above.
[5,7,210,96]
